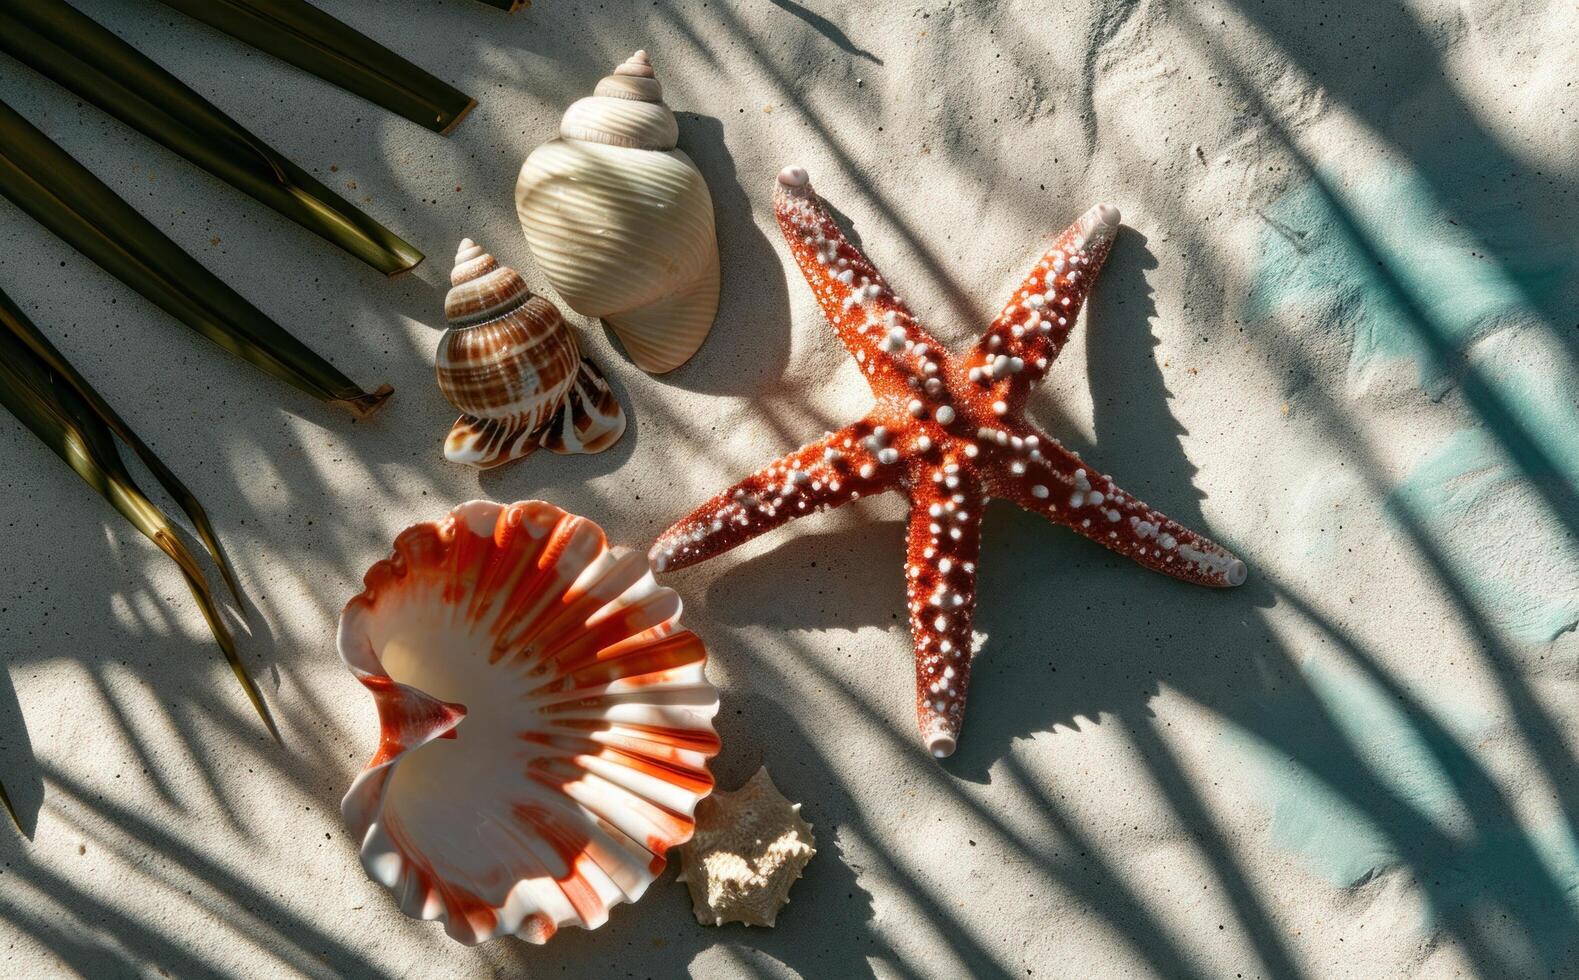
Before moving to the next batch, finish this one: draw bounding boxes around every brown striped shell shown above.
[437,239,579,426]
[434,241,626,468]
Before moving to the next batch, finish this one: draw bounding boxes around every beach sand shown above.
[1,0,1576,975]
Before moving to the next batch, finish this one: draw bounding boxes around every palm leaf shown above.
[0,295,279,751]
[0,97,392,418]
[155,0,476,135]
[0,289,242,603]
[0,0,424,277]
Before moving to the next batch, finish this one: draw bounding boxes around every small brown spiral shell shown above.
[435,240,625,467]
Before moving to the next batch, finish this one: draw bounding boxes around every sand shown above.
[1,0,1577,975]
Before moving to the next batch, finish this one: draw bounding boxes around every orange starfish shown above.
[652,167,1246,758]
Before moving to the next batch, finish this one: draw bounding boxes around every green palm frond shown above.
[0,288,242,603]
[0,97,392,418]
[0,0,424,277]
[0,291,279,768]
[155,0,476,135]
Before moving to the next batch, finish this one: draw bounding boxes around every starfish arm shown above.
[650,419,901,572]
[993,429,1247,589]
[904,471,984,758]
[773,167,942,391]
[968,203,1122,399]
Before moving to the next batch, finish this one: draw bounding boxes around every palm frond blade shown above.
[156,0,476,135]
[0,98,391,417]
[0,0,424,276]
[0,310,277,738]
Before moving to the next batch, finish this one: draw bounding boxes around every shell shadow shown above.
[624,112,792,395]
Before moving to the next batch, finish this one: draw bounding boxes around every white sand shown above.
[1,0,1577,975]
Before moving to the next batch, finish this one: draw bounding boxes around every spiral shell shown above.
[436,240,625,468]
[515,50,720,374]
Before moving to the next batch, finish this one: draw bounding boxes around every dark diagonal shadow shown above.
[766,0,884,64]
[1224,0,1579,367]
[0,667,41,838]
[11,767,391,978]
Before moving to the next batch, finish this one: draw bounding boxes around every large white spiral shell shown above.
[515,50,720,374]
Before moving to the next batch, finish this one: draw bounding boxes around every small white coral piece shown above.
[676,766,815,927]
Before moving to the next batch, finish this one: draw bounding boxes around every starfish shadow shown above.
[698,505,908,635]
[695,226,1258,782]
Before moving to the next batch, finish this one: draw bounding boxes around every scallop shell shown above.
[515,50,720,374]
[436,240,625,468]
[675,766,815,927]
[340,500,721,945]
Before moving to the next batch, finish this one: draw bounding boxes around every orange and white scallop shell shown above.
[339,500,719,944]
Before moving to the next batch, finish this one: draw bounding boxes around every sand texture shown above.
[1,0,1577,975]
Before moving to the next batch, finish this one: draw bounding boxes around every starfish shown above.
[651,166,1246,758]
